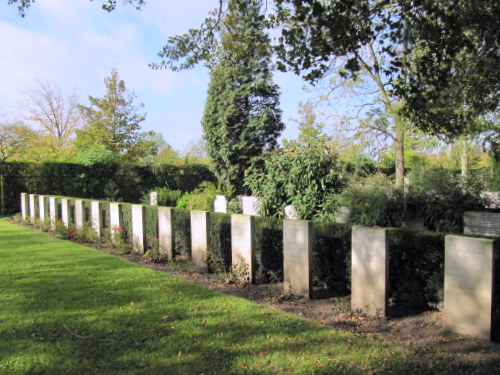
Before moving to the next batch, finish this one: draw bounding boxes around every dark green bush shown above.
[144,205,159,248]
[312,222,351,295]
[209,213,232,272]
[388,229,445,312]
[173,208,191,258]
[121,203,133,243]
[254,217,283,283]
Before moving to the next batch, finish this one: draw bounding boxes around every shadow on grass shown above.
[0,220,498,374]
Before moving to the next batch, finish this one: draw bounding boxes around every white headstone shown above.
[191,210,210,272]
[20,193,28,221]
[38,195,47,221]
[351,227,388,316]
[159,206,175,259]
[131,204,146,253]
[150,192,158,206]
[241,196,261,216]
[61,198,70,228]
[91,201,102,237]
[283,219,312,298]
[214,195,227,213]
[74,200,85,229]
[444,235,496,340]
[29,194,37,224]
[231,214,255,283]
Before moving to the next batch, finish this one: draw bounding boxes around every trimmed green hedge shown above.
[209,213,232,271]
[254,217,283,283]
[0,162,215,214]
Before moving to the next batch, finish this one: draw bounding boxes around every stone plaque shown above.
[74,200,85,229]
[283,220,312,298]
[110,203,123,242]
[91,201,102,237]
[20,193,28,221]
[191,210,210,272]
[61,198,71,228]
[444,235,496,340]
[214,195,227,213]
[464,211,500,238]
[351,227,388,316]
[159,207,175,259]
[49,197,59,229]
[131,205,146,254]
[231,214,255,283]
[29,194,37,224]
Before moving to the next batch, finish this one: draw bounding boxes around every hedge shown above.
[0,162,215,214]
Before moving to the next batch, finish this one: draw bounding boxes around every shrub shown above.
[209,213,232,272]
[245,141,344,220]
[176,182,218,211]
[254,217,283,283]
[173,208,191,258]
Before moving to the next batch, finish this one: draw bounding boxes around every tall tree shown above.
[156,0,283,192]
[77,68,146,157]
[273,0,499,186]
[24,80,81,150]
[0,122,33,165]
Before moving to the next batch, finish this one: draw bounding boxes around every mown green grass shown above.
[0,219,465,374]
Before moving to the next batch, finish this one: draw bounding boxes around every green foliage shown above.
[147,187,184,207]
[76,68,146,158]
[173,208,191,258]
[312,222,351,295]
[201,0,284,192]
[142,237,165,263]
[388,230,446,311]
[176,182,217,211]
[209,213,232,272]
[254,217,283,283]
[337,169,489,232]
[245,142,343,220]
[144,205,159,247]
[0,162,215,213]
[73,142,119,166]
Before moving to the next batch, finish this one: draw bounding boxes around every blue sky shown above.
[0,0,314,152]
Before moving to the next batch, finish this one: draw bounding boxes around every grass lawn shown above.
[0,219,459,374]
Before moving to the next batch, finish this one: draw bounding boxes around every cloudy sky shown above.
[0,0,313,151]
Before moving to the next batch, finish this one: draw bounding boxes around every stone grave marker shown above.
[61,198,71,228]
[191,210,210,272]
[158,207,175,259]
[231,214,255,283]
[74,200,86,229]
[283,219,312,298]
[444,235,497,340]
[150,192,158,206]
[131,205,146,254]
[351,226,388,316]
[20,193,28,221]
[214,195,227,213]
[38,195,48,221]
[284,205,299,220]
[29,194,37,224]
[241,196,261,216]
[91,201,102,237]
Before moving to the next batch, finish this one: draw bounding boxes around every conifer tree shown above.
[201,0,283,192]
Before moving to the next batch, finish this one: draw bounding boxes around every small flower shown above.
[113,226,123,233]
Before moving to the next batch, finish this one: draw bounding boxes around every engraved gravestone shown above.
[91,201,102,237]
[158,207,175,259]
[191,210,210,272]
[283,220,312,298]
[351,227,388,316]
[29,194,37,224]
[444,235,497,340]
[38,195,47,221]
[61,198,71,228]
[20,193,28,221]
[231,214,255,283]
[74,200,85,229]
[464,211,500,238]
[131,205,146,254]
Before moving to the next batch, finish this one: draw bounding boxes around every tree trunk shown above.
[394,128,405,187]
[460,138,469,178]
